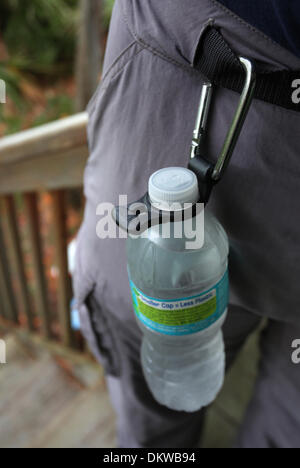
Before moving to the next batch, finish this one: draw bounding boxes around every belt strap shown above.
[194,27,300,112]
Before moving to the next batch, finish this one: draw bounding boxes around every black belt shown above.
[194,27,300,112]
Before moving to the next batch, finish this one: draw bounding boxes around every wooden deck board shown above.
[0,330,259,448]
[30,388,116,448]
[0,333,115,448]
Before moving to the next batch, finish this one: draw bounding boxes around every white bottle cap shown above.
[148,167,199,209]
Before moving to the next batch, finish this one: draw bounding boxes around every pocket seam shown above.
[82,293,121,377]
[88,42,144,120]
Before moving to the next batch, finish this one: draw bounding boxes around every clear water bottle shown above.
[127,167,229,412]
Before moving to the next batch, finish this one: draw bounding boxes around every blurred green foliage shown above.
[103,0,115,29]
[32,94,74,127]
[0,65,27,134]
[0,0,78,75]
[0,0,114,134]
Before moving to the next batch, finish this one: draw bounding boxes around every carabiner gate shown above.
[189,56,256,203]
[113,57,256,233]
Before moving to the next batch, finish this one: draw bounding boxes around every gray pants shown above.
[99,304,300,448]
[74,0,300,449]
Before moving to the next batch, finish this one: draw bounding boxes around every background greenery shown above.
[0,0,114,134]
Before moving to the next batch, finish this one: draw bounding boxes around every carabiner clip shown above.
[113,57,256,233]
[189,56,256,203]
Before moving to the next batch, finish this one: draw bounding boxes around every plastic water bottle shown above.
[127,167,229,412]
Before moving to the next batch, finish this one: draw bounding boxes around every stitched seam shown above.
[121,0,201,76]
[88,43,143,120]
[209,0,293,53]
[137,37,199,75]
[101,40,137,83]
[103,2,300,116]
[121,0,297,73]
[100,45,144,95]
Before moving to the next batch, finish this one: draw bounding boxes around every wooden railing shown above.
[0,112,89,349]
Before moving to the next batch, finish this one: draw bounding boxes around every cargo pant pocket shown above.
[79,293,121,377]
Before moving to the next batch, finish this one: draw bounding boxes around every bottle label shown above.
[129,271,229,335]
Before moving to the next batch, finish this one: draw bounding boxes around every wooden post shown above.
[75,0,103,111]
[51,190,73,348]
[0,256,15,321]
[0,211,18,323]
[1,195,34,330]
[23,193,51,338]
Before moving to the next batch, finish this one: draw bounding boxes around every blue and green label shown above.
[129,271,229,335]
